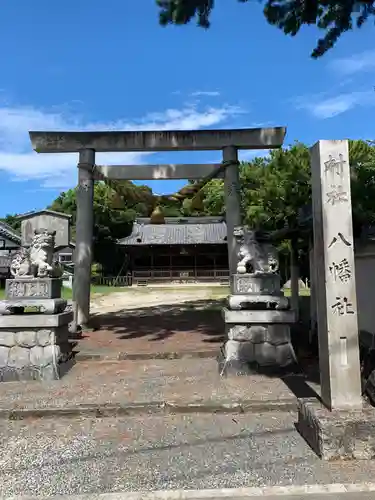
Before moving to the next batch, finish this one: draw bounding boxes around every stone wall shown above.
[225,324,295,368]
[0,325,72,381]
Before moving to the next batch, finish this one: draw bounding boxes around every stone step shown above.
[0,358,306,418]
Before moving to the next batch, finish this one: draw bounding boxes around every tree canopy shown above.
[156,0,375,57]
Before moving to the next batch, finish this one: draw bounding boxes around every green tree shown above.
[348,139,375,236]
[0,214,21,232]
[241,143,311,231]
[49,180,155,274]
[199,179,225,215]
[157,0,375,57]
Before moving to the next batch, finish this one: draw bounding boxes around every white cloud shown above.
[329,50,375,76]
[295,90,375,119]
[0,100,243,189]
[191,91,220,97]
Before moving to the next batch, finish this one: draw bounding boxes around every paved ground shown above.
[2,412,375,497]
[79,288,228,359]
[0,287,340,499]
[0,358,313,414]
[83,304,224,359]
[34,495,375,500]
[258,496,375,499]
[8,493,375,500]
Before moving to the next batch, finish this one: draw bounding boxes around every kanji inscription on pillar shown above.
[310,139,362,410]
[226,181,240,197]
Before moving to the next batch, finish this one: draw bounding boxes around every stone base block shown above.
[228,294,289,311]
[231,273,281,295]
[297,398,375,460]
[220,337,296,376]
[0,311,74,382]
[0,298,67,315]
[222,308,296,324]
[218,343,253,376]
[6,278,62,300]
[227,324,291,345]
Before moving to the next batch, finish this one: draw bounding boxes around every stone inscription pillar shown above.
[223,146,241,280]
[310,140,362,410]
[74,149,95,328]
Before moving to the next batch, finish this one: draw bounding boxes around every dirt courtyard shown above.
[76,286,228,358]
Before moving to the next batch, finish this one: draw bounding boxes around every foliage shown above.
[348,139,375,235]
[241,142,311,231]
[3,139,375,278]
[198,139,375,236]
[49,180,155,275]
[0,214,21,232]
[156,0,375,57]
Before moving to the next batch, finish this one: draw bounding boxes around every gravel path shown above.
[90,288,226,315]
[2,412,375,497]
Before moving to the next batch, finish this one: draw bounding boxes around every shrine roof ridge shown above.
[118,220,227,246]
[135,216,225,225]
[29,127,286,153]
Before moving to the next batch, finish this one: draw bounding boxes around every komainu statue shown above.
[10,229,63,278]
[233,226,279,275]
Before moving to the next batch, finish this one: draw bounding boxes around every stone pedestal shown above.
[0,298,67,315]
[221,273,297,375]
[232,273,280,295]
[221,309,296,375]
[1,278,67,315]
[0,311,74,381]
[6,277,62,299]
[297,398,375,460]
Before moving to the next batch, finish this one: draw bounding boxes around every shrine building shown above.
[118,216,229,285]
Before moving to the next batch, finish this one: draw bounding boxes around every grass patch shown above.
[283,287,310,297]
[0,285,125,301]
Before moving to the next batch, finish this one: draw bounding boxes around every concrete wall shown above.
[354,241,375,335]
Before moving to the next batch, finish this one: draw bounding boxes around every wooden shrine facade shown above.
[118,217,229,285]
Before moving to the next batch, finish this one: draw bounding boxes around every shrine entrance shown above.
[29,127,286,328]
[27,126,286,363]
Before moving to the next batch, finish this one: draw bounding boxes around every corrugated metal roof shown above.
[118,222,227,246]
[0,222,21,245]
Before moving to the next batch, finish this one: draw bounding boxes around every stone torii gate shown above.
[29,127,286,328]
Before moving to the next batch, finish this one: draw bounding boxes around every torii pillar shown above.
[74,149,95,328]
[223,146,241,277]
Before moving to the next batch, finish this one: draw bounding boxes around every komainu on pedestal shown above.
[0,229,74,382]
[220,226,296,376]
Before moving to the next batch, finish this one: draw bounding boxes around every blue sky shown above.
[0,1,374,217]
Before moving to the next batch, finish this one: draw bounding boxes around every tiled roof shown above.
[136,216,225,225]
[118,221,227,246]
[0,222,21,245]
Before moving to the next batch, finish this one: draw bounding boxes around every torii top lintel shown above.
[29,127,286,153]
